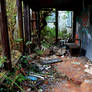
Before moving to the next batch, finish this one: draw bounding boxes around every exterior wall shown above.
[76,9,92,60]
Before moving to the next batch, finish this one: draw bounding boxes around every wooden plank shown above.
[16,0,25,54]
[23,3,31,54]
[0,0,12,70]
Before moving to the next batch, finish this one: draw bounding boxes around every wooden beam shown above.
[23,3,31,54]
[56,9,58,43]
[0,0,12,70]
[16,0,24,54]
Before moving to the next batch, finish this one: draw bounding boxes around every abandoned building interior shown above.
[1,0,92,92]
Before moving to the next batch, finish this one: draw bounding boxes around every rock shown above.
[27,88,31,92]
[51,46,59,53]
[56,48,67,56]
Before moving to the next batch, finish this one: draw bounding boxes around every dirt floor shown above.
[44,56,92,92]
[1,44,92,92]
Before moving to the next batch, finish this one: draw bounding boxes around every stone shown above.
[27,88,31,92]
[56,48,67,56]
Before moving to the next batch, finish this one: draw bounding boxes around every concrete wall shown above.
[76,9,92,60]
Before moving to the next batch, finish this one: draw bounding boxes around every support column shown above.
[73,11,76,41]
[0,0,12,70]
[16,0,24,54]
[23,2,31,54]
[56,9,58,44]
[37,11,41,48]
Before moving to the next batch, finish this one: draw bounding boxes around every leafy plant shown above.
[34,49,43,55]
[2,74,25,92]
[41,40,52,48]
[26,41,32,46]
[15,38,23,43]
[19,55,31,68]
[15,74,26,83]
[0,56,7,68]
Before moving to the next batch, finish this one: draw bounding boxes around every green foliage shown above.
[0,56,7,67]
[34,49,43,55]
[6,0,17,31]
[41,40,52,48]
[20,55,31,64]
[0,65,25,92]
[58,28,71,40]
[15,74,26,83]
[3,74,25,92]
[26,41,32,46]
[15,38,23,43]
[43,25,56,40]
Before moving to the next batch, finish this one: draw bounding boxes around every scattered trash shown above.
[61,55,64,58]
[26,76,38,81]
[84,80,92,84]
[42,59,62,64]
[71,62,80,65]
[84,64,89,68]
[84,63,92,75]
[40,84,48,91]
[29,74,44,80]
[38,89,43,92]
[84,68,92,75]
[27,88,31,92]
[45,65,51,70]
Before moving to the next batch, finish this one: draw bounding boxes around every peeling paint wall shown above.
[76,9,92,60]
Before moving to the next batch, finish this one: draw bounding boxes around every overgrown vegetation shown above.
[6,0,17,50]
[6,0,17,32]
[0,3,72,91]
[40,9,72,42]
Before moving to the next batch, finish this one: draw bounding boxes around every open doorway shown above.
[58,11,73,40]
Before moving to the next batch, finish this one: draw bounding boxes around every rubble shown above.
[56,48,67,56]
[3,42,92,92]
[84,63,92,75]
